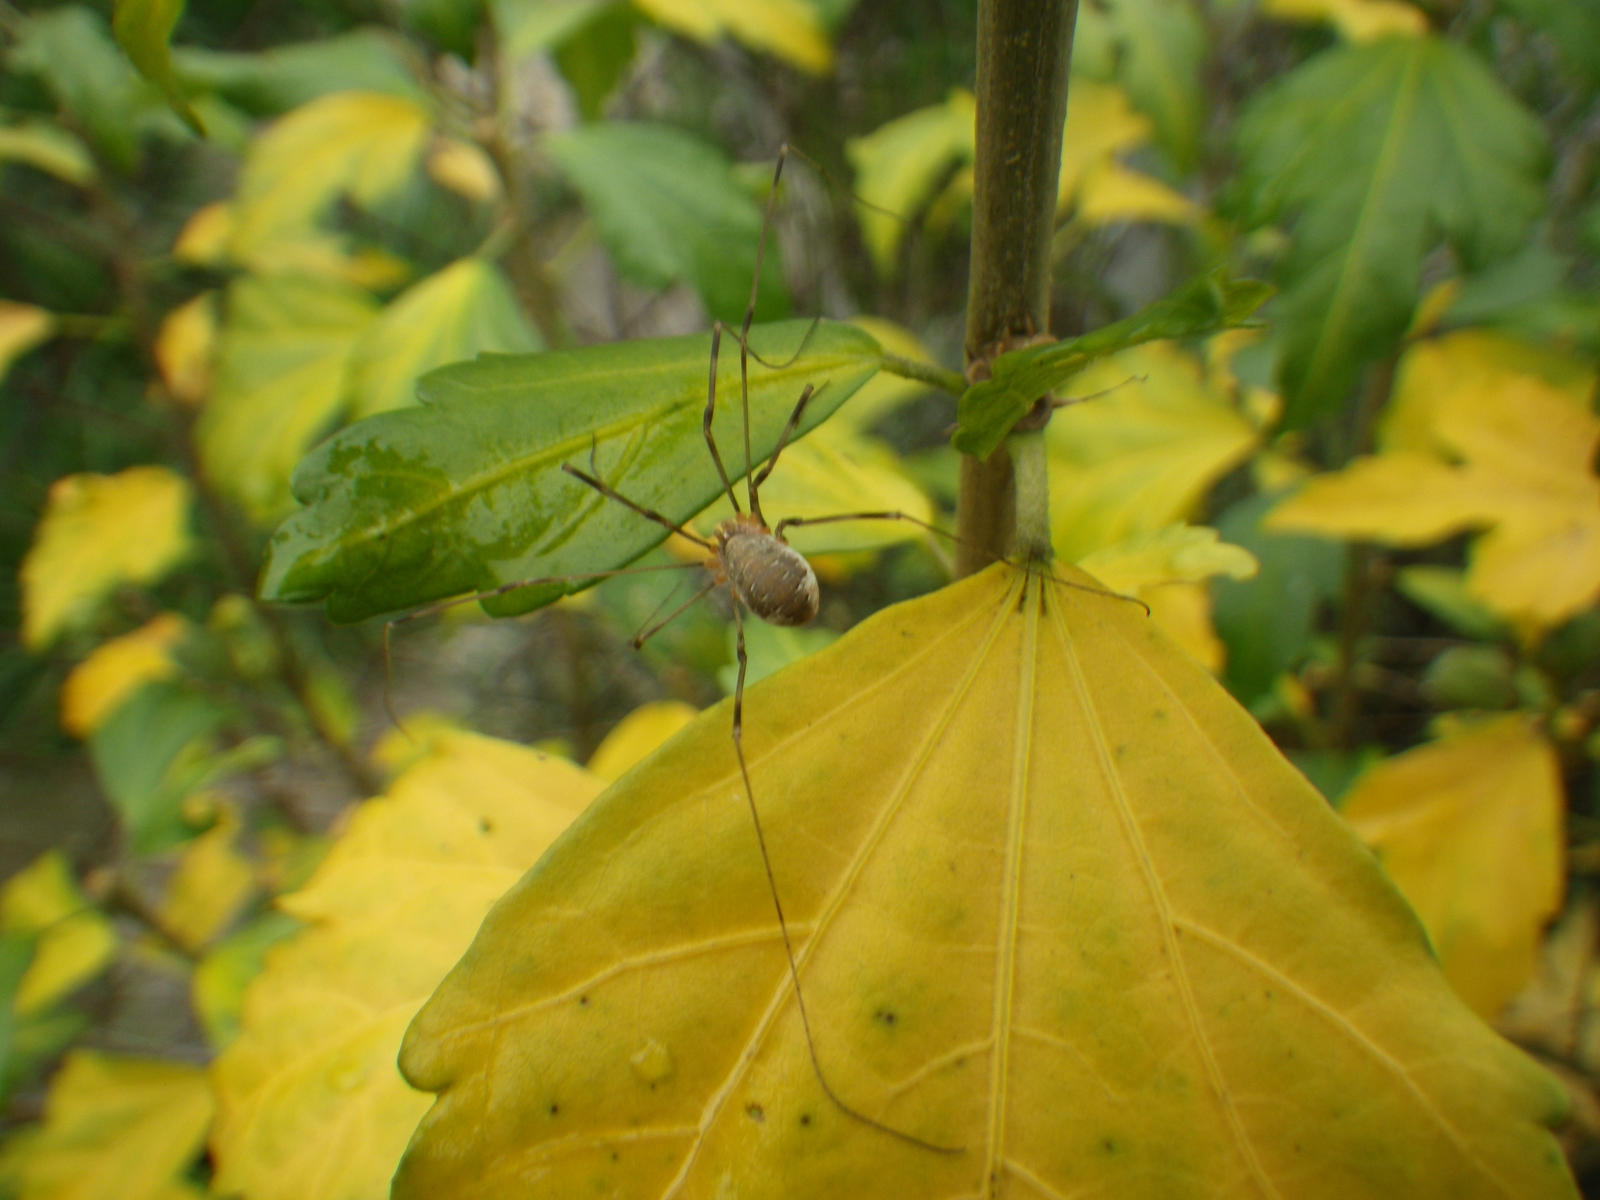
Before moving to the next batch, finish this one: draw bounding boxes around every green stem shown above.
[958,0,1077,574]
[878,352,966,397]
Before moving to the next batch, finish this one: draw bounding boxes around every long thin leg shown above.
[728,604,963,1156]
[631,579,718,649]
[703,324,742,514]
[750,383,821,497]
[562,461,715,552]
[739,148,790,526]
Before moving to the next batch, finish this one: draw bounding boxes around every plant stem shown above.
[878,352,966,397]
[959,0,1077,573]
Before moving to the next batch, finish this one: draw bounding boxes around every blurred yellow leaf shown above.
[1057,79,1152,206]
[21,466,192,649]
[211,730,601,1200]
[6,1051,211,1200]
[0,853,115,1016]
[588,701,699,782]
[172,201,233,265]
[397,564,1574,1198]
[846,91,977,273]
[1342,716,1565,1020]
[1047,341,1260,561]
[425,138,500,203]
[0,301,54,383]
[58,612,188,737]
[1263,0,1428,40]
[153,293,217,406]
[1075,158,1203,228]
[1266,332,1600,632]
[838,317,938,433]
[346,258,539,419]
[199,274,379,521]
[160,810,258,953]
[0,119,95,185]
[230,91,432,255]
[633,0,831,75]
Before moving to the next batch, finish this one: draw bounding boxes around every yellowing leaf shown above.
[0,300,55,382]
[21,466,192,649]
[7,1051,211,1200]
[160,810,258,953]
[59,612,188,736]
[426,138,500,202]
[846,91,976,273]
[199,274,379,521]
[1262,0,1428,41]
[1267,332,1600,631]
[230,91,432,255]
[1075,158,1204,228]
[588,701,699,782]
[1058,79,1152,206]
[153,293,217,406]
[0,119,95,185]
[211,730,601,1200]
[1046,341,1260,560]
[0,852,115,1015]
[346,258,539,420]
[397,564,1574,1198]
[1342,716,1565,1019]
[632,0,831,74]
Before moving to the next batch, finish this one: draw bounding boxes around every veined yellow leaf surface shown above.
[20,466,193,649]
[0,852,115,1016]
[5,1052,211,1200]
[58,613,188,736]
[588,701,700,783]
[210,730,601,1200]
[397,564,1574,1198]
[1267,332,1600,631]
[632,0,831,75]
[1342,716,1565,1020]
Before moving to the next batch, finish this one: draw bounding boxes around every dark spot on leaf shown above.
[610,1150,620,1163]
[549,1103,560,1117]
[1103,1137,1118,1154]
[799,1113,812,1128]
[578,994,589,1006]
[478,817,493,833]
[745,1102,764,1122]
[874,1008,897,1027]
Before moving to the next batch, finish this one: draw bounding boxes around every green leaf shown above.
[543,123,787,325]
[174,31,423,115]
[346,259,540,420]
[198,273,380,522]
[953,272,1271,458]
[260,318,882,623]
[1497,0,1600,83]
[87,681,228,855]
[1072,0,1205,169]
[192,912,302,1050]
[111,0,204,136]
[7,7,156,171]
[396,564,1576,1197]
[1232,37,1548,427]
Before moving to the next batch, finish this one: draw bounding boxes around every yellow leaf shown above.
[58,613,188,737]
[632,0,831,74]
[230,91,433,256]
[0,852,115,1016]
[1267,332,1600,631]
[1342,716,1566,1019]
[846,91,977,273]
[0,300,55,382]
[837,317,938,433]
[1075,158,1204,228]
[21,467,192,649]
[160,809,258,953]
[199,274,379,522]
[1046,341,1260,560]
[211,730,601,1200]
[172,201,233,265]
[7,1051,211,1200]
[0,119,95,185]
[153,293,217,407]
[346,258,538,419]
[588,701,699,782]
[1262,0,1428,41]
[397,564,1574,1198]
[425,138,500,203]
[1058,80,1152,207]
